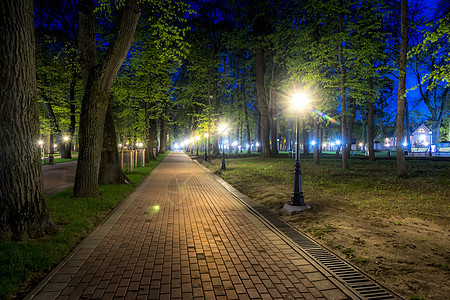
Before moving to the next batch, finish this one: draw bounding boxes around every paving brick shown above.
[26,153,352,300]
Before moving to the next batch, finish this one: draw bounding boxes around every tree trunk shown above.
[313,117,319,164]
[255,48,271,157]
[347,97,357,157]
[98,102,129,185]
[338,0,348,170]
[0,0,56,240]
[212,85,220,156]
[396,0,408,177]
[147,118,158,161]
[302,120,309,155]
[159,113,167,154]
[368,76,376,161]
[145,100,157,161]
[254,101,261,151]
[65,64,79,159]
[319,124,324,155]
[241,70,252,154]
[74,0,140,197]
[270,62,278,156]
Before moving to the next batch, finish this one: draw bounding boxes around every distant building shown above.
[410,124,433,148]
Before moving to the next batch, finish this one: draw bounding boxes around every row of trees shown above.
[173,0,449,171]
[0,0,448,240]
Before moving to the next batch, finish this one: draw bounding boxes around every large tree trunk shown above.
[302,120,310,155]
[147,118,158,161]
[241,67,252,154]
[98,102,129,185]
[270,62,278,156]
[255,48,271,157]
[159,110,168,154]
[145,100,157,161]
[347,97,357,158]
[73,0,140,197]
[0,0,56,240]
[396,0,408,177]
[212,86,220,156]
[64,65,79,159]
[338,0,348,170]
[368,76,376,161]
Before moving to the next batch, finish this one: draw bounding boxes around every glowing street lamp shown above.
[218,124,229,170]
[38,140,44,160]
[283,93,311,214]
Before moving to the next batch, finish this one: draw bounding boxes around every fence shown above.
[120,149,146,171]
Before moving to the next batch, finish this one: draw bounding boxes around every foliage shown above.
[112,0,191,142]
[409,14,450,89]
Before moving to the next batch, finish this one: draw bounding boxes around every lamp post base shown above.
[283,203,311,215]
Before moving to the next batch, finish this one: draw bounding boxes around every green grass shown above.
[203,154,450,223]
[0,153,167,299]
[41,152,79,165]
[42,157,78,165]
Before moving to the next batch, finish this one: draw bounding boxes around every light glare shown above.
[292,94,309,109]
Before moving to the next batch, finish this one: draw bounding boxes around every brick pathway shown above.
[27,152,352,300]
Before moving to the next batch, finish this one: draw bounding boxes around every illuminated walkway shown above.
[27,152,353,299]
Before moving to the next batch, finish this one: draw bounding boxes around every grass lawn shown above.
[200,153,449,299]
[42,157,78,165]
[41,152,79,165]
[0,153,167,299]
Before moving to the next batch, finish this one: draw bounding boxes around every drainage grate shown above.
[216,178,399,300]
[281,231,396,298]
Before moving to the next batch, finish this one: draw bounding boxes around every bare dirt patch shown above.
[201,155,450,299]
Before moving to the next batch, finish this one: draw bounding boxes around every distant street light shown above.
[283,93,311,214]
[38,140,44,160]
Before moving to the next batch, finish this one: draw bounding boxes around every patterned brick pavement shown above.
[26,152,353,299]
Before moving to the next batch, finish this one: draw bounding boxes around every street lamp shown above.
[283,93,311,214]
[218,124,229,170]
[204,133,209,161]
[38,140,44,160]
[196,135,200,156]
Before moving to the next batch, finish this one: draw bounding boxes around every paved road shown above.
[27,152,353,299]
[42,161,77,197]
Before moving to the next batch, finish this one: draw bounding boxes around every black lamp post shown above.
[283,94,311,214]
[221,141,226,170]
[204,133,209,161]
[291,113,305,205]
